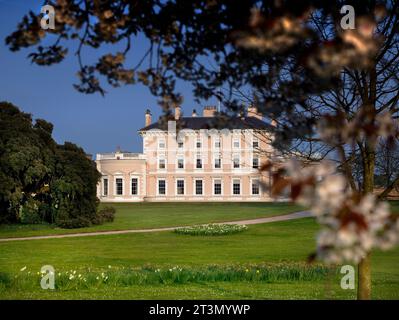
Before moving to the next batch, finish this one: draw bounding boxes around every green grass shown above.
[0,202,304,239]
[391,200,399,214]
[0,217,398,299]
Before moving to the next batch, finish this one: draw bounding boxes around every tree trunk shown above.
[358,252,371,299]
[358,139,375,300]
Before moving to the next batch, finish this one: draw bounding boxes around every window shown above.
[214,179,222,195]
[177,158,184,169]
[159,158,166,169]
[233,179,241,195]
[115,178,123,195]
[233,155,240,168]
[176,179,185,195]
[178,141,184,149]
[233,138,240,148]
[158,139,165,149]
[131,178,138,195]
[253,138,259,149]
[196,155,202,169]
[103,178,108,196]
[158,180,166,195]
[214,156,221,169]
[252,157,259,169]
[195,180,203,195]
[214,139,221,149]
[252,180,260,195]
[196,139,201,149]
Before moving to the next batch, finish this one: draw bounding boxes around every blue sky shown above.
[0,0,219,155]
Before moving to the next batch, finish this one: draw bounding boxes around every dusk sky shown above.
[0,0,219,155]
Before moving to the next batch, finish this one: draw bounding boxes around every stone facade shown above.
[96,106,275,202]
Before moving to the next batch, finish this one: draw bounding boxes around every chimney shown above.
[192,109,197,117]
[247,106,263,120]
[175,106,181,120]
[145,109,152,126]
[203,106,217,117]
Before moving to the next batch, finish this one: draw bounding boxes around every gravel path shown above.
[0,211,312,242]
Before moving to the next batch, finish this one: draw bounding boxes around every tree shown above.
[375,138,399,194]
[0,102,55,223]
[0,102,101,227]
[6,0,399,299]
[51,142,101,228]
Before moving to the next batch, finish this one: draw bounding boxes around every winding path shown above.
[0,211,311,242]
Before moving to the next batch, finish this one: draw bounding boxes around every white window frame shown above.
[177,157,184,170]
[251,178,261,196]
[157,178,167,196]
[233,137,240,149]
[158,138,166,150]
[196,137,202,149]
[231,178,241,196]
[213,136,221,149]
[212,178,223,196]
[214,154,222,169]
[130,176,139,196]
[252,136,259,149]
[252,156,259,169]
[176,178,185,196]
[195,153,203,169]
[194,179,204,196]
[233,154,240,169]
[114,176,124,196]
[102,177,109,197]
[158,157,166,170]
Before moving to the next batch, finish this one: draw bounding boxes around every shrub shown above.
[92,206,116,225]
[174,223,248,236]
[19,198,41,224]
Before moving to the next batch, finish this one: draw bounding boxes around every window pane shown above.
[178,158,184,169]
[159,159,165,169]
[131,178,138,195]
[233,157,240,168]
[103,178,108,196]
[214,180,222,195]
[116,178,123,195]
[252,180,260,195]
[158,180,166,195]
[177,180,185,195]
[233,179,240,195]
[214,157,221,169]
[195,180,203,195]
[196,157,202,169]
[253,157,259,168]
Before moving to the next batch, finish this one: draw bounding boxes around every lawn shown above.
[0,202,304,239]
[0,215,398,299]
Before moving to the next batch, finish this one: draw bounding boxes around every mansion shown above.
[96,106,276,202]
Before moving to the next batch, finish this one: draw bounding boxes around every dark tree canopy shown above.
[0,102,101,227]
